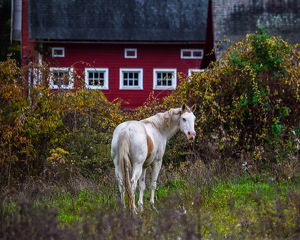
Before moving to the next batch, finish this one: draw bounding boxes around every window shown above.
[85,68,109,90]
[49,67,74,89]
[124,48,137,58]
[29,68,42,87]
[181,49,203,59]
[52,47,65,57]
[119,68,143,90]
[188,69,204,76]
[153,69,177,90]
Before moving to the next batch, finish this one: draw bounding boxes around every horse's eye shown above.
[182,118,186,122]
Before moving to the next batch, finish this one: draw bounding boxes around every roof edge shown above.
[30,40,206,45]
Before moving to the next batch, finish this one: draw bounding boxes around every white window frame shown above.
[188,69,204,76]
[49,67,74,89]
[153,68,177,90]
[124,48,137,58]
[181,49,203,59]
[29,68,42,87]
[119,68,143,90]
[84,68,109,90]
[52,47,65,57]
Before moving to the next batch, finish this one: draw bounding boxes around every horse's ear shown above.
[181,104,187,112]
[191,104,196,112]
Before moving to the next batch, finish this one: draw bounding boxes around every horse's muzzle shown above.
[187,130,196,140]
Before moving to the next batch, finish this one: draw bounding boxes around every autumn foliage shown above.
[1,27,300,186]
[0,58,128,186]
[158,27,300,175]
[129,27,300,177]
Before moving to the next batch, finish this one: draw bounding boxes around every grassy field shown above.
[2,171,300,239]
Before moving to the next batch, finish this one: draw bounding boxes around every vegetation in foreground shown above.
[2,166,300,239]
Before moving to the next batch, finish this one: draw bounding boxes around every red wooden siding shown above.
[43,43,204,108]
[21,0,36,66]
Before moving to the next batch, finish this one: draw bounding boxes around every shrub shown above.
[0,59,64,185]
[0,58,127,186]
[150,27,300,174]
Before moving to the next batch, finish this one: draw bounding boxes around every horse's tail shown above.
[118,129,135,213]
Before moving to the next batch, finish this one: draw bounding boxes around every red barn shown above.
[13,0,216,108]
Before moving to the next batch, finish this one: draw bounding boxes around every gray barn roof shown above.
[27,0,208,42]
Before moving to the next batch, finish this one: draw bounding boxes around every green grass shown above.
[3,175,300,238]
[55,177,299,222]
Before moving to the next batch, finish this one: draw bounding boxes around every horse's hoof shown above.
[132,205,138,215]
[150,203,159,214]
[138,204,143,212]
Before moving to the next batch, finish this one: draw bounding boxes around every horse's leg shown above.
[150,160,162,210]
[114,166,125,209]
[138,167,147,212]
[118,179,125,209]
[131,163,143,211]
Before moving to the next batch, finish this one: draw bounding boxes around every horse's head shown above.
[180,104,196,140]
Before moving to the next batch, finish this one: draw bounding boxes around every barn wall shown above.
[212,0,300,57]
[21,0,204,108]
[21,0,36,66]
[44,43,204,108]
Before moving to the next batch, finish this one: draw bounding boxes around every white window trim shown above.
[49,67,74,89]
[181,49,203,59]
[84,68,109,90]
[29,68,42,87]
[188,69,204,76]
[119,68,143,90]
[28,68,43,104]
[52,47,65,57]
[153,68,177,90]
[124,48,137,58]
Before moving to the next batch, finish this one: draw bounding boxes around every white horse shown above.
[111,104,196,213]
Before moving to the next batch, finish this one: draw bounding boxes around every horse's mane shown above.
[141,108,181,133]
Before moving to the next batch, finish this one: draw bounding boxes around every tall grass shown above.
[2,162,300,239]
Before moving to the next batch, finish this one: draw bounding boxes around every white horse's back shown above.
[111,121,148,166]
